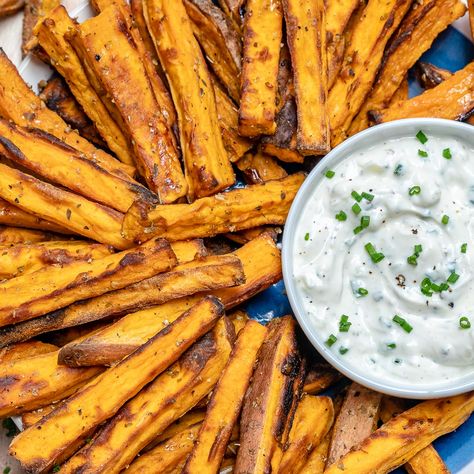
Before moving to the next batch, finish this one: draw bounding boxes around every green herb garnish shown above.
[393,315,413,333]
[460,317,471,329]
[361,192,374,202]
[352,203,362,215]
[357,288,368,296]
[351,191,362,202]
[325,334,337,346]
[339,347,349,355]
[325,169,335,178]
[442,148,452,159]
[461,243,468,254]
[335,211,347,221]
[339,315,352,332]
[409,185,421,196]
[304,232,310,241]
[418,149,428,157]
[364,242,385,263]
[416,130,428,144]
[387,343,397,349]
[447,272,459,284]
[442,215,449,225]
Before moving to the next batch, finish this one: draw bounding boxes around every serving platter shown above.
[1,0,472,472]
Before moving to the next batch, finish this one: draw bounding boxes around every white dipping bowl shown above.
[282,118,474,399]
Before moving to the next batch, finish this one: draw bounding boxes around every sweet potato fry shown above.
[55,234,279,365]
[0,238,175,327]
[0,49,135,180]
[328,0,412,145]
[123,173,305,243]
[277,395,334,474]
[327,382,382,466]
[299,431,331,474]
[236,151,288,184]
[238,0,283,136]
[0,240,113,280]
[350,0,466,135]
[0,226,60,247]
[184,0,241,102]
[144,0,235,200]
[0,120,156,213]
[128,422,203,474]
[0,349,102,417]
[283,0,329,154]
[0,163,131,249]
[0,0,24,17]
[371,61,474,123]
[0,253,243,347]
[153,410,207,446]
[10,297,224,472]
[216,0,244,29]
[469,0,474,39]
[415,62,453,89]
[183,320,267,473]
[234,316,304,474]
[303,362,343,394]
[21,402,58,429]
[59,318,234,474]
[225,226,280,245]
[34,6,135,165]
[325,393,474,473]
[0,340,56,363]
[389,75,409,105]
[228,309,249,335]
[69,6,187,202]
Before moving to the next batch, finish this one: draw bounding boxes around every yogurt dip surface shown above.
[292,130,474,386]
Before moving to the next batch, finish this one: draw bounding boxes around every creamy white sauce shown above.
[292,132,474,386]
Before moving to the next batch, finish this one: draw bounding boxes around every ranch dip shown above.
[292,131,474,385]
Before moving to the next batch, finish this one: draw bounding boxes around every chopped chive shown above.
[304,232,310,241]
[394,164,404,176]
[439,282,450,292]
[414,244,422,256]
[325,169,335,178]
[339,346,349,355]
[460,317,471,329]
[325,334,337,346]
[357,287,368,296]
[351,191,362,202]
[430,282,442,293]
[442,148,452,159]
[461,243,468,254]
[447,272,459,284]
[416,130,428,144]
[418,149,428,157]
[360,216,370,228]
[393,315,413,333]
[364,242,384,263]
[52,467,60,473]
[407,255,418,265]
[441,214,449,225]
[387,343,397,349]
[361,192,374,202]
[409,185,421,196]
[421,277,433,297]
[352,203,362,215]
[339,315,352,332]
[353,226,363,235]
[335,210,347,221]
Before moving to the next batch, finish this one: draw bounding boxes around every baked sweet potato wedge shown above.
[283,0,329,155]
[0,120,156,213]
[299,431,331,474]
[55,234,279,365]
[70,6,188,203]
[277,395,334,474]
[183,320,267,474]
[123,173,305,242]
[350,0,466,135]
[0,340,56,363]
[153,410,207,446]
[225,225,280,245]
[34,6,135,166]
[59,318,234,474]
[415,62,453,89]
[0,240,113,280]
[0,163,131,249]
[0,254,243,347]
[0,226,60,247]
[216,0,244,29]
[469,0,474,39]
[0,0,24,17]
[371,61,474,123]
[0,349,101,417]
[238,0,283,136]
[303,362,343,395]
[184,0,241,102]
[0,49,135,180]
[144,0,235,200]
[328,0,412,145]
[327,382,382,466]
[389,75,409,105]
[234,316,304,474]
[10,297,224,473]
[325,393,474,473]
[21,402,59,429]
[236,151,288,184]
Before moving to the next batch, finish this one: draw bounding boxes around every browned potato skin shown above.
[0,226,64,246]
[0,340,56,363]
[239,0,283,137]
[325,393,474,473]
[237,151,288,184]
[327,382,382,466]
[234,316,304,474]
[144,0,235,200]
[225,225,280,245]
[122,173,305,243]
[303,362,343,395]
[0,49,135,180]
[184,0,241,102]
[0,0,24,17]
[0,163,131,249]
[59,318,234,474]
[216,0,244,29]
[70,6,188,203]
[10,297,224,473]
[183,320,267,473]
[55,234,280,366]
[39,75,106,147]
[415,62,453,89]
[283,0,329,155]
[372,61,474,123]
[0,240,113,279]
[349,0,466,135]
[34,6,136,166]
[0,120,157,213]
[0,254,244,348]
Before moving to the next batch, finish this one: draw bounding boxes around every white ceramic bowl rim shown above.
[282,118,474,399]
